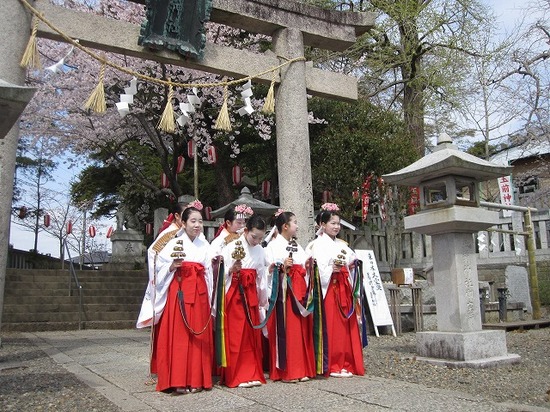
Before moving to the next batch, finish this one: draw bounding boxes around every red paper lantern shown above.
[261,180,271,199]
[176,155,185,174]
[232,165,242,186]
[145,222,153,235]
[18,206,27,219]
[43,213,51,227]
[187,140,195,158]
[207,145,217,164]
[88,225,96,238]
[322,190,331,204]
[161,172,170,188]
[204,206,212,220]
[67,220,73,235]
[106,226,114,239]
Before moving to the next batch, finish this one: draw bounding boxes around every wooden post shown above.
[524,209,541,319]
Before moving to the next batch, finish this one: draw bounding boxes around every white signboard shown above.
[355,249,395,337]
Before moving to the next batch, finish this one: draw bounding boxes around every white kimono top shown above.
[136,228,212,328]
[306,234,356,297]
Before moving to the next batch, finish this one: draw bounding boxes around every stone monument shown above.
[383,133,521,367]
[108,206,145,270]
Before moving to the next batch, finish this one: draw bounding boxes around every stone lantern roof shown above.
[383,133,513,186]
[211,187,279,218]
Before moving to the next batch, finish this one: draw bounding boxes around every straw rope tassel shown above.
[157,83,176,133]
[214,86,231,132]
[262,71,276,114]
[20,16,42,69]
[84,62,107,113]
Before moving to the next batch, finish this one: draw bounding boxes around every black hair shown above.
[171,203,186,215]
[275,211,295,232]
[223,208,237,222]
[246,214,266,231]
[318,209,340,224]
[182,207,202,222]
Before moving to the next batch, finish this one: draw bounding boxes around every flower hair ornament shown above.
[234,204,253,219]
[187,199,203,211]
[274,208,285,217]
[321,202,340,212]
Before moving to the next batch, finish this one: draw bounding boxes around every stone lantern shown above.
[383,133,520,367]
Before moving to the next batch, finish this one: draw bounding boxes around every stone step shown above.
[5,287,146,297]
[1,320,138,332]
[5,280,146,290]
[3,302,142,314]
[3,310,139,323]
[3,268,147,332]
[6,270,147,283]
[3,295,143,305]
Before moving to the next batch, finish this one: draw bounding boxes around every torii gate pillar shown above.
[273,28,315,239]
[0,0,32,341]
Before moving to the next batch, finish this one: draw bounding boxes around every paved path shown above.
[24,329,548,412]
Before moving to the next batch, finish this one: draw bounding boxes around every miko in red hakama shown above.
[153,261,213,392]
[323,266,364,376]
[267,263,316,381]
[308,233,365,377]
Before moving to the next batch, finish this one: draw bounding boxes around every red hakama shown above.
[221,268,266,387]
[153,262,213,392]
[268,264,315,381]
[324,267,364,376]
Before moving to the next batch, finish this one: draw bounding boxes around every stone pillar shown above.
[0,0,32,339]
[273,27,315,246]
[416,230,520,366]
[432,232,482,332]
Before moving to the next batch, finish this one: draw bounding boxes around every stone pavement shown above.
[23,329,548,412]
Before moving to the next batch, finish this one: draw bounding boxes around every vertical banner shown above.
[498,176,513,217]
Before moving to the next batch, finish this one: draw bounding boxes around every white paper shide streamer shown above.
[116,77,138,117]
[237,80,254,116]
[46,41,78,73]
[177,87,202,127]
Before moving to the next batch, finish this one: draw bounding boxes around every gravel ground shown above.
[365,327,550,409]
[0,327,549,411]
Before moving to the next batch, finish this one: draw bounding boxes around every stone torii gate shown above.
[0,0,373,333]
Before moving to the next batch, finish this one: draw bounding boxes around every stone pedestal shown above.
[416,330,520,367]
[107,229,144,270]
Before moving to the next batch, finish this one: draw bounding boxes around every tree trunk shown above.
[398,11,425,157]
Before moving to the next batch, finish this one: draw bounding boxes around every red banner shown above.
[44,213,50,227]
[361,175,373,222]
[204,206,212,220]
[106,226,114,239]
[408,187,420,215]
[88,225,96,238]
[262,180,271,199]
[67,220,73,235]
[145,222,153,235]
